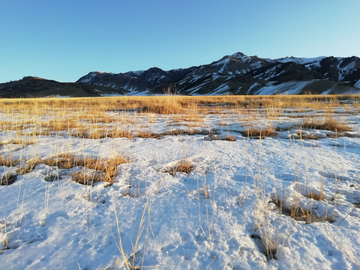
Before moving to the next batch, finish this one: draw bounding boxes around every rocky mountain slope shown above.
[77,52,360,95]
[0,76,126,98]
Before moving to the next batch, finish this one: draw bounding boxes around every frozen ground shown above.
[1,104,360,269]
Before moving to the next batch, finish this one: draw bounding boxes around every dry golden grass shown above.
[301,116,351,132]
[0,94,357,112]
[45,119,81,132]
[70,128,135,140]
[110,129,134,139]
[0,95,358,147]
[70,128,90,138]
[43,154,81,169]
[0,95,359,134]
[140,97,183,114]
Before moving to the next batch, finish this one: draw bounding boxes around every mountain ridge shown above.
[2,52,360,97]
[77,52,360,96]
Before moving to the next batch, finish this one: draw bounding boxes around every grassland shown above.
[1,95,360,269]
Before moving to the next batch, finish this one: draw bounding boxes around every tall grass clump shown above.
[301,116,351,132]
[141,96,182,114]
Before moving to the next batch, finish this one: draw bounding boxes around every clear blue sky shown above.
[1,0,360,83]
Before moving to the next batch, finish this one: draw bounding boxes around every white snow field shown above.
[1,96,360,270]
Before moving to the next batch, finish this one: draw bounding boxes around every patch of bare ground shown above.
[137,132,162,139]
[250,234,277,261]
[21,131,51,136]
[240,127,276,139]
[71,171,103,185]
[205,135,236,141]
[70,128,134,139]
[0,139,35,146]
[0,121,31,130]
[164,129,219,136]
[297,133,321,140]
[0,172,17,186]
[271,199,334,224]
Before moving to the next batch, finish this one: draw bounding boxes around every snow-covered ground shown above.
[1,103,360,269]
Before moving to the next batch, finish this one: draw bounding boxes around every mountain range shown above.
[2,52,360,97]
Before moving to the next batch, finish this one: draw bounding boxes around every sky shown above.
[1,0,360,83]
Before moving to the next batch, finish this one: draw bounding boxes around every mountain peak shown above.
[229,52,250,61]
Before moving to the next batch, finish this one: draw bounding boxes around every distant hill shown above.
[0,76,126,98]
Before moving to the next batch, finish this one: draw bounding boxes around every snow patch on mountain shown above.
[354,80,360,88]
[130,70,145,76]
[276,56,326,66]
[211,83,230,95]
[215,58,230,73]
[254,81,312,95]
[190,75,204,83]
[247,83,261,94]
[338,61,357,80]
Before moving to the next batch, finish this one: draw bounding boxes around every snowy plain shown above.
[1,100,360,270]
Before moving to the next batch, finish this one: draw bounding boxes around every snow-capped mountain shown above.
[77,52,360,96]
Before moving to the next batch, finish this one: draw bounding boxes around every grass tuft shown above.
[0,156,20,167]
[42,154,130,184]
[165,160,194,176]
